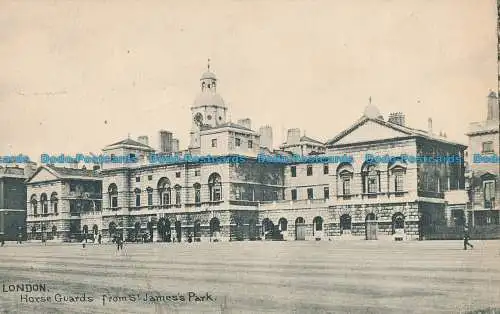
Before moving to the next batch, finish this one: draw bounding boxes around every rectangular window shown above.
[235,138,241,147]
[482,141,494,153]
[147,193,153,206]
[248,140,253,148]
[368,177,378,193]
[148,175,153,181]
[135,176,140,182]
[324,187,329,199]
[135,195,141,207]
[175,190,181,205]
[70,184,76,192]
[307,188,314,200]
[291,189,297,200]
[194,170,201,176]
[307,165,313,176]
[195,190,201,203]
[484,181,495,208]
[175,172,181,178]
[111,197,118,208]
[211,139,217,147]
[291,166,296,177]
[395,174,404,192]
[342,178,351,195]
[323,164,329,175]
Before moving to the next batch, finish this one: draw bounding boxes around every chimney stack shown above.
[137,136,149,146]
[171,139,179,152]
[158,130,173,153]
[388,112,406,126]
[237,118,252,130]
[286,128,301,145]
[428,118,433,134]
[259,125,273,149]
[487,91,499,121]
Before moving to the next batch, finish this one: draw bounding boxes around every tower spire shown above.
[207,58,211,71]
[369,96,372,105]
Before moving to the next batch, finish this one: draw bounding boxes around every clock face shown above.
[194,113,203,126]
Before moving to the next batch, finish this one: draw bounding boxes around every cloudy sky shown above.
[0,0,497,161]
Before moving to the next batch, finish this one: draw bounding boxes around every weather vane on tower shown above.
[207,58,211,71]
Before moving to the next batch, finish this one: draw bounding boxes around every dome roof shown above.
[363,104,383,119]
[200,71,217,80]
[192,91,226,108]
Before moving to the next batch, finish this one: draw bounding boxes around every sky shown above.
[0,0,497,162]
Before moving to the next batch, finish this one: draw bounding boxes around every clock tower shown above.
[189,60,228,149]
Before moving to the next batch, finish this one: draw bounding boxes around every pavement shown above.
[0,240,499,314]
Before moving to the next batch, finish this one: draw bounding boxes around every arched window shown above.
[278,218,288,231]
[40,193,48,214]
[108,184,118,208]
[174,185,181,205]
[208,173,222,202]
[30,194,38,216]
[52,225,57,237]
[146,187,153,206]
[157,177,171,206]
[92,224,99,235]
[313,216,323,234]
[337,163,354,196]
[134,188,141,207]
[50,192,58,214]
[193,183,201,204]
[340,214,351,232]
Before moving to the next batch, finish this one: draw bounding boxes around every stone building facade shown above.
[466,92,500,227]
[25,65,468,242]
[26,165,102,241]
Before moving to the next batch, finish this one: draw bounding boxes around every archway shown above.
[262,218,274,240]
[248,219,257,240]
[134,222,141,242]
[340,214,351,235]
[392,212,405,234]
[193,220,201,241]
[51,226,57,239]
[210,217,221,239]
[365,213,377,240]
[278,218,288,240]
[157,218,171,242]
[295,217,305,240]
[147,222,154,242]
[108,222,117,238]
[312,216,323,237]
[92,224,99,235]
[175,221,182,242]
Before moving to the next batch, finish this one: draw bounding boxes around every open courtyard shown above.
[0,240,499,314]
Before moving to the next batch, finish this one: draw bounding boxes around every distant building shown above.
[26,165,102,242]
[0,164,36,241]
[466,91,499,226]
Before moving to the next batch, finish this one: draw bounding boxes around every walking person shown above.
[98,233,102,245]
[463,231,474,250]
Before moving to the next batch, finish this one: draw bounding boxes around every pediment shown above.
[331,120,411,146]
[28,167,59,183]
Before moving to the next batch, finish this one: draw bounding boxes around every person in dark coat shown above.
[98,233,102,245]
[464,231,474,250]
